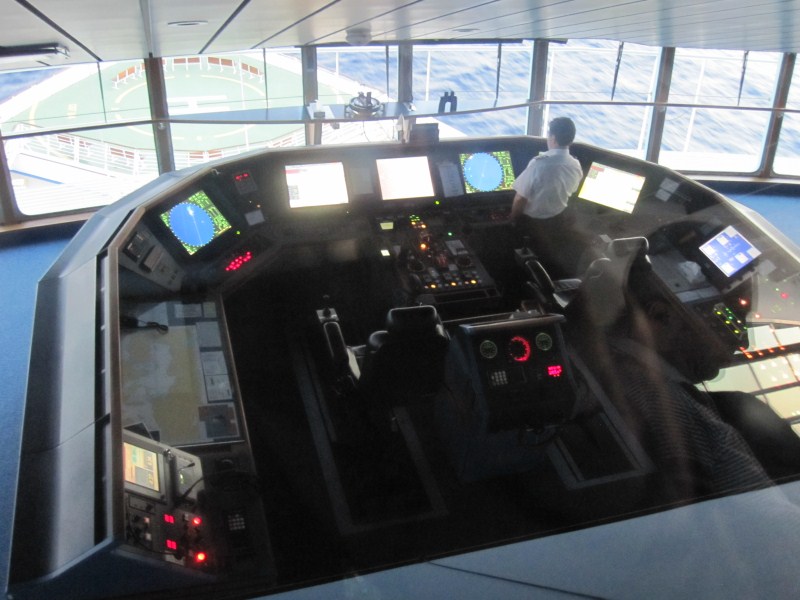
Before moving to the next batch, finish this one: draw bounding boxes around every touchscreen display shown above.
[699,225,762,277]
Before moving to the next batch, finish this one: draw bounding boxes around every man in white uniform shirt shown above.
[509,117,585,276]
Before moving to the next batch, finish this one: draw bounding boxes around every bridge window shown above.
[317,46,399,107]
[546,40,660,158]
[10,127,157,216]
[772,61,800,177]
[660,48,781,173]
[412,43,533,138]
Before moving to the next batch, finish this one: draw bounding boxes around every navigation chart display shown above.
[459,151,515,193]
[577,162,645,214]
[159,190,232,255]
[285,162,349,208]
[376,156,435,200]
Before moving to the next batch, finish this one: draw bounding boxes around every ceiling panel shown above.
[1,0,800,71]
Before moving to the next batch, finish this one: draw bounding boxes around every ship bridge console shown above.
[10,135,800,599]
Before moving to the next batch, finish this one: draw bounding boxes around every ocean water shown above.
[1,43,795,156]
[0,69,58,100]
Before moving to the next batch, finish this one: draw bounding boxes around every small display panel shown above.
[123,442,161,493]
[159,189,232,256]
[459,151,515,193]
[699,225,762,277]
[285,162,349,208]
[376,156,435,200]
[577,162,645,214]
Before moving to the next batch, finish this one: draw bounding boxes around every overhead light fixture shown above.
[167,20,208,27]
[0,43,69,64]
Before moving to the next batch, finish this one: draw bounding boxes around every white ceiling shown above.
[2,0,800,70]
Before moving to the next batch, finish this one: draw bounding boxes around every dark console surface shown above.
[11,135,800,599]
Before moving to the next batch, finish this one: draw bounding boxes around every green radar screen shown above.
[460,151,515,193]
[160,190,232,255]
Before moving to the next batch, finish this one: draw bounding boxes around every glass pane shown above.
[170,123,305,169]
[264,48,305,108]
[413,43,502,109]
[660,107,771,172]
[164,52,268,114]
[772,61,800,176]
[670,48,779,108]
[662,48,780,173]
[1,61,151,136]
[317,46,399,106]
[773,114,800,176]
[435,107,529,139]
[543,104,652,159]
[7,126,158,216]
[320,120,399,145]
[547,39,660,103]
[498,42,534,106]
[100,60,153,122]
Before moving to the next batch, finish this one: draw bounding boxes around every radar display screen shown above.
[459,151,515,193]
[699,225,761,277]
[159,190,232,256]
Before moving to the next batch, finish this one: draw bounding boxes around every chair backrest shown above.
[359,305,449,402]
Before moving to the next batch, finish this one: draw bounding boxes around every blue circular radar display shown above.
[463,153,504,192]
[168,202,216,249]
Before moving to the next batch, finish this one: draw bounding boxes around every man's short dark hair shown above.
[548,117,576,146]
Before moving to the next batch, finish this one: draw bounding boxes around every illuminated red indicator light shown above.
[234,172,250,181]
[509,336,532,362]
[225,251,253,272]
[547,365,563,377]
[166,539,178,550]
[192,516,202,527]
[164,514,175,524]
[195,551,207,563]
[781,292,790,300]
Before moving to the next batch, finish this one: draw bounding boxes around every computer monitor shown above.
[459,151,515,193]
[123,440,165,501]
[577,162,645,214]
[699,225,762,278]
[159,189,232,256]
[376,156,435,200]
[284,162,349,208]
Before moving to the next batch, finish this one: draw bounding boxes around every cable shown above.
[120,314,169,333]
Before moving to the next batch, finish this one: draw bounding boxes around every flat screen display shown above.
[577,162,645,214]
[376,156,435,200]
[285,162,349,208]
[459,151,515,193]
[159,189,232,255]
[699,225,761,277]
[123,442,161,493]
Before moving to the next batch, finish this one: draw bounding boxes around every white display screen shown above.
[285,162,349,208]
[577,162,645,214]
[376,156,435,200]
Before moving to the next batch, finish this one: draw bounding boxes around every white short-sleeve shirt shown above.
[512,148,583,219]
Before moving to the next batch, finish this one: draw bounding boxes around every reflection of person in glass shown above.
[604,260,800,503]
[509,117,585,276]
